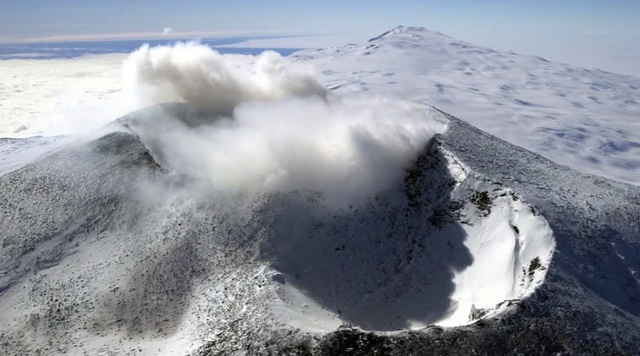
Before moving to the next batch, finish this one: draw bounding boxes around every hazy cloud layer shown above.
[0,54,128,137]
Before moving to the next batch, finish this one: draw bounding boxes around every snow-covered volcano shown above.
[1,26,639,355]
[296,26,640,186]
[0,103,556,353]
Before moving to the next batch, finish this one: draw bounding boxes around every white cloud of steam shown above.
[162,27,173,36]
[123,42,326,118]
[121,42,446,206]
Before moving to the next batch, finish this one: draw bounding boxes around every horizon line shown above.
[0,30,313,45]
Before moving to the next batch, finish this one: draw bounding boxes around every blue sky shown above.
[1,0,639,75]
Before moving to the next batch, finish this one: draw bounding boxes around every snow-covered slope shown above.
[0,103,556,353]
[0,136,67,175]
[296,26,640,185]
[1,102,639,355]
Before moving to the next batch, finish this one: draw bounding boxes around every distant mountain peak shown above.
[391,25,426,32]
[369,25,451,42]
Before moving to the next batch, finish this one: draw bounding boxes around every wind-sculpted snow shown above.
[438,111,640,319]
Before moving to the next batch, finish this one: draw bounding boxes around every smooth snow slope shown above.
[296,26,640,185]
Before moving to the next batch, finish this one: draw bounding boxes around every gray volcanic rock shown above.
[0,132,160,288]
